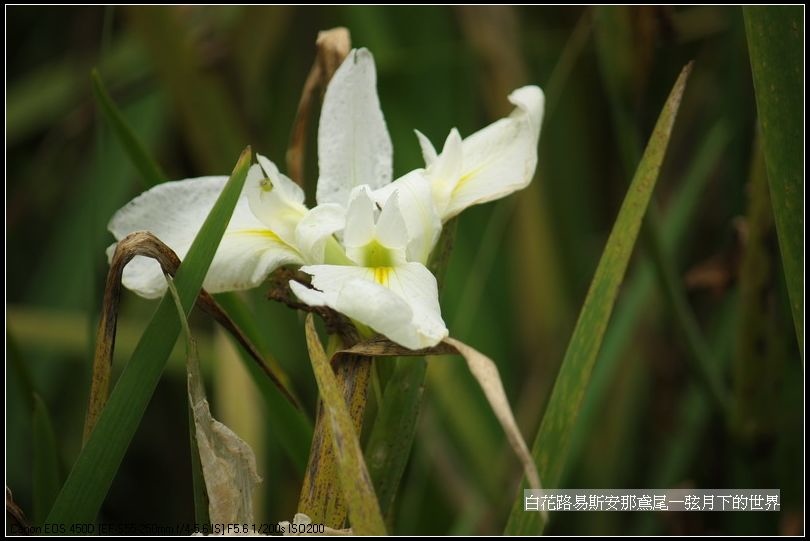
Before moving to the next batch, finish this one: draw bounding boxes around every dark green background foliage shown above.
[6,6,803,535]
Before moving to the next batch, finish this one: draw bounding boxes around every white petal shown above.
[202,228,302,294]
[508,85,545,133]
[292,263,448,349]
[414,129,438,166]
[429,128,463,218]
[108,176,302,298]
[444,85,545,220]
[290,271,415,348]
[295,203,346,264]
[316,48,393,207]
[257,154,305,205]
[382,262,448,348]
[246,157,308,246]
[375,192,408,251]
[373,170,442,264]
[342,185,376,250]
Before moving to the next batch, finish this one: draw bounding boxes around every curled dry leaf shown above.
[189,362,263,525]
[166,275,262,525]
[84,231,300,443]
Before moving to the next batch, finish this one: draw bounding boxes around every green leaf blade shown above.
[91,69,167,187]
[504,64,692,535]
[46,147,252,526]
[91,63,312,471]
[365,357,426,518]
[743,6,804,357]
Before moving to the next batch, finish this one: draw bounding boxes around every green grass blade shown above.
[46,147,252,526]
[561,122,730,488]
[32,394,62,526]
[595,6,729,411]
[304,315,386,535]
[91,69,167,187]
[743,6,804,357]
[6,35,149,145]
[365,357,426,518]
[504,64,692,535]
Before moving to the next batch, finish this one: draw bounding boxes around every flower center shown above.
[372,266,391,286]
[362,238,396,268]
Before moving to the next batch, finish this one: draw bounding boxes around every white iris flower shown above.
[107,47,544,350]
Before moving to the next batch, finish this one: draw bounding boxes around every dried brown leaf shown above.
[335,336,543,494]
[84,231,299,444]
[166,275,263,525]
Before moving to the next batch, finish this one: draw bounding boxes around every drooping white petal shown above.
[295,203,346,264]
[382,262,448,347]
[108,176,303,298]
[246,156,308,246]
[443,85,545,220]
[373,170,442,264]
[291,262,448,349]
[289,272,414,345]
[414,129,438,167]
[316,48,393,207]
[508,86,545,133]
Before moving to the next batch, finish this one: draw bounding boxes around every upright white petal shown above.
[246,156,308,246]
[316,48,393,207]
[414,129,438,167]
[428,128,463,218]
[295,203,347,264]
[342,186,376,250]
[375,192,408,250]
[290,262,448,349]
[442,85,545,220]
[108,176,302,298]
[373,170,442,264]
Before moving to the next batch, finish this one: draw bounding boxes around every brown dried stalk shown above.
[286,27,351,187]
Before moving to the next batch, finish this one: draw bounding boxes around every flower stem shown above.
[297,340,373,527]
